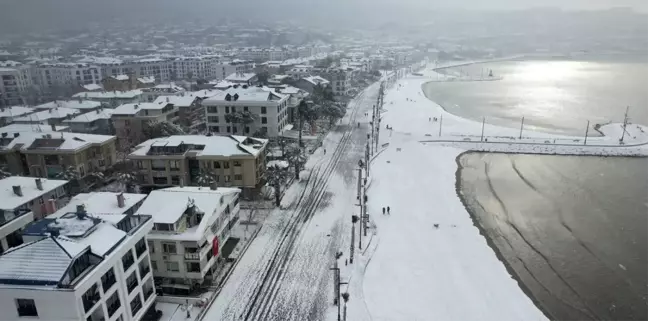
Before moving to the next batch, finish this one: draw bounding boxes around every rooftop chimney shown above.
[166,97,170,103]
[13,133,20,138]
[75,204,86,219]
[35,178,43,191]
[12,185,23,197]
[46,199,57,215]
[117,193,125,208]
[210,182,217,191]
[51,123,56,132]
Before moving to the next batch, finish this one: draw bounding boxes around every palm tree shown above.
[225,111,256,135]
[115,171,137,193]
[284,144,306,180]
[297,100,319,147]
[196,168,217,188]
[266,164,289,206]
[341,292,350,321]
[143,120,185,140]
[320,103,346,128]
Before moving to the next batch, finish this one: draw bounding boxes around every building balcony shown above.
[184,252,201,260]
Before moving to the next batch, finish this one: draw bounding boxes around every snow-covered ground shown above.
[329,67,647,321]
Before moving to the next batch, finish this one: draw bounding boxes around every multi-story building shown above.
[213,60,254,80]
[0,106,34,126]
[127,135,267,195]
[111,102,178,149]
[224,72,258,85]
[136,186,240,294]
[319,68,351,96]
[203,85,289,137]
[294,76,330,94]
[0,208,155,321]
[0,130,117,179]
[0,63,33,107]
[172,55,223,80]
[0,176,68,253]
[62,108,115,135]
[141,83,186,103]
[73,90,144,108]
[34,100,102,112]
[102,75,155,92]
[34,62,102,90]
[152,95,202,132]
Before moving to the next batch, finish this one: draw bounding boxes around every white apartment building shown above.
[213,60,254,80]
[0,63,33,107]
[171,55,223,80]
[51,192,146,218]
[0,208,155,321]
[34,62,102,90]
[136,186,240,294]
[141,83,186,103]
[73,90,144,108]
[203,85,289,137]
[0,176,68,254]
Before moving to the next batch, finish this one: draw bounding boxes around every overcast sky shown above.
[0,0,646,34]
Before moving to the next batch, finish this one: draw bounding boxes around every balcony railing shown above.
[184,252,200,260]
[135,244,147,258]
[131,299,142,316]
[107,301,121,317]
[82,293,100,312]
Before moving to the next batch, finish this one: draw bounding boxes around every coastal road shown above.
[201,82,379,321]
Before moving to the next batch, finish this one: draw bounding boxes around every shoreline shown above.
[453,150,554,321]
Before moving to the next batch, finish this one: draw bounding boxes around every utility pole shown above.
[519,116,525,139]
[356,166,362,200]
[350,216,358,264]
[365,140,370,176]
[363,186,368,237]
[439,114,443,137]
[480,117,486,142]
[620,106,630,143]
[584,120,590,145]
[330,251,343,305]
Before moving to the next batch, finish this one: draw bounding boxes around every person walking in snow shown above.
[387,206,391,215]
[324,148,326,154]
[382,207,386,215]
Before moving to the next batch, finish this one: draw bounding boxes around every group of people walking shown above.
[382,206,391,215]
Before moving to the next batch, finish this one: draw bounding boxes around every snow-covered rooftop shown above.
[137,186,239,241]
[210,80,237,90]
[111,74,129,81]
[0,237,75,286]
[73,89,143,100]
[82,83,103,91]
[0,106,34,119]
[0,176,68,211]
[225,72,256,82]
[203,86,286,104]
[35,100,101,110]
[129,135,267,158]
[138,76,155,84]
[153,95,196,107]
[63,109,114,123]
[302,76,330,86]
[12,107,80,123]
[113,102,172,115]
[0,123,68,133]
[51,192,146,219]
[0,131,115,152]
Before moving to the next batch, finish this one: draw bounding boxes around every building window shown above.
[169,160,180,170]
[245,127,250,134]
[165,261,179,272]
[224,175,231,182]
[261,117,267,124]
[101,268,116,292]
[171,176,180,185]
[261,107,267,114]
[186,262,201,273]
[147,241,155,253]
[207,106,218,113]
[130,294,143,317]
[208,116,219,123]
[106,291,121,317]
[233,161,241,167]
[223,162,230,169]
[151,159,166,171]
[15,299,38,317]
[122,251,134,271]
[231,106,236,113]
[213,161,221,169]
[225,107,229,113]
[162,243,177,254]
[226,126,231,133]
[151,260,157,271]
[126,271,138,293]
[214,126,220,133]
[234,174,243,181]
[244,106,248,112]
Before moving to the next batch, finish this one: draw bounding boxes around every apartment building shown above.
[0,208,155,321]
[34,99,102,112]
[0,130,117,179]
[34,62,102,90]
[136,186,240,294]
[171,55,223,80]
[102,74,156,92]
[0,106,34,126]
[141,83,186,103]
[203,85,289,137]
[213,60,254,80]
[0,176,68,253]
[127,135,267,195]
[62,108,115,135]
[111,102,178,149]
[294,76,331,94]
[152,95,203,132]
[224,73,258,85]
[0,63,33,107]
[73,90,144,108]
[319,68,351,96]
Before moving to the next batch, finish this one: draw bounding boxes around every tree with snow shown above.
[266,164,290,207]
[297,100,319,147]
[57,166,105,194]
[284,143,307,180]
[225,111,257,135]
[319,103,346,128]
[142,120,186,140]
[196,168,217,187]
